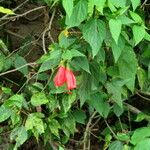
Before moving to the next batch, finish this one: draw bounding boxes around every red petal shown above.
[65,68,76,90]
[54,66,66,87]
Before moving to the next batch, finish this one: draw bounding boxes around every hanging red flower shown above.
[54,66,76,90]
[53,66,66,87]
[65,68,76,90]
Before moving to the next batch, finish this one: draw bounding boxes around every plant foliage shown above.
[0,0,150,149]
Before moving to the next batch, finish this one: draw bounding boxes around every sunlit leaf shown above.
[31,92,48,106]
[133,25,145,45]
[0,6,14,14]
[109,19,122,43]
[62,0,73,18]
[131,0,140,11]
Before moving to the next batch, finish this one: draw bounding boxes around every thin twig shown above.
[48,9,56,43]
[104,119,117,139]
[6,28,44,59]
[123,102,141,114]
[128,107,132,131]
[118,117,123,132]
[90,117,101,129]
[0,0,29,20]
[141,0,149,8]
[1,6,45,21]
[17,73,37,93]
[89,131,99,139]
[42,29,48,54]
[83,111,97,150]
[137,90,150,96]
[136,91,150,102]
[42,9,56,54]
[5,30,24,39]
[0,63,36,77]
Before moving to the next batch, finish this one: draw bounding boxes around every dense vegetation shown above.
[0,0,150,149]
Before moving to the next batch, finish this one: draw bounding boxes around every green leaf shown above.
[90,62,107,86]
[129,11,142,23]
[59,146,65,150]
[87,92,110,118]
[144,32,150,42]
[62,92,76,113]
[27,82,44,95]
[118,15,134,25]
[62,49,85,60]
[0,39,9,55]
[48,95,59,111]
[48,119,60,137]
[133,25,145,45]
[95,0,106,14]
[0,6,14,14]
[108,0,126,8]
[135,113,150,122]
[11,112,21,126]
[62,50,72,60]
[105,134,112,146]
[106,79,128,108]
[131,127,150,145]
[10,126,28,148]
[14,56,28,75]
[37,50,62,64]
[61,114,76,136]
[58,32,75,49]
[1,87,12,94]
[109,19,122,43]
[73,110,86,124]
[123,145,130,150]
[131,0,140,11]
[31,92,48,106]
[107,66,119,77]
[117,133,130,141]
[78,72,92,106]
[113,104,124,117]
[66,0,88,27]
[88,0,106,15]
[39,59,60,73]
[70,49,85,57]
[108,141,123,150]
[82,19,106,57]
[111,37,125,62]
[134,138,150,150]
[118,47,138,92]
[0,54,6,72]
[107,1,117,12]
[25,113,45,139]
[62,0,73,18]
[116,6,129,16]
[137,67,147,89]
[4,94,25,109]
[73,57,90,73]
[96,47,105,62]
[38,50,61,72]
[0,105,11,122]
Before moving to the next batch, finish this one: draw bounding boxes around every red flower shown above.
[53,66,66,86]
[54,66,76,90]
[65,68,76,90]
